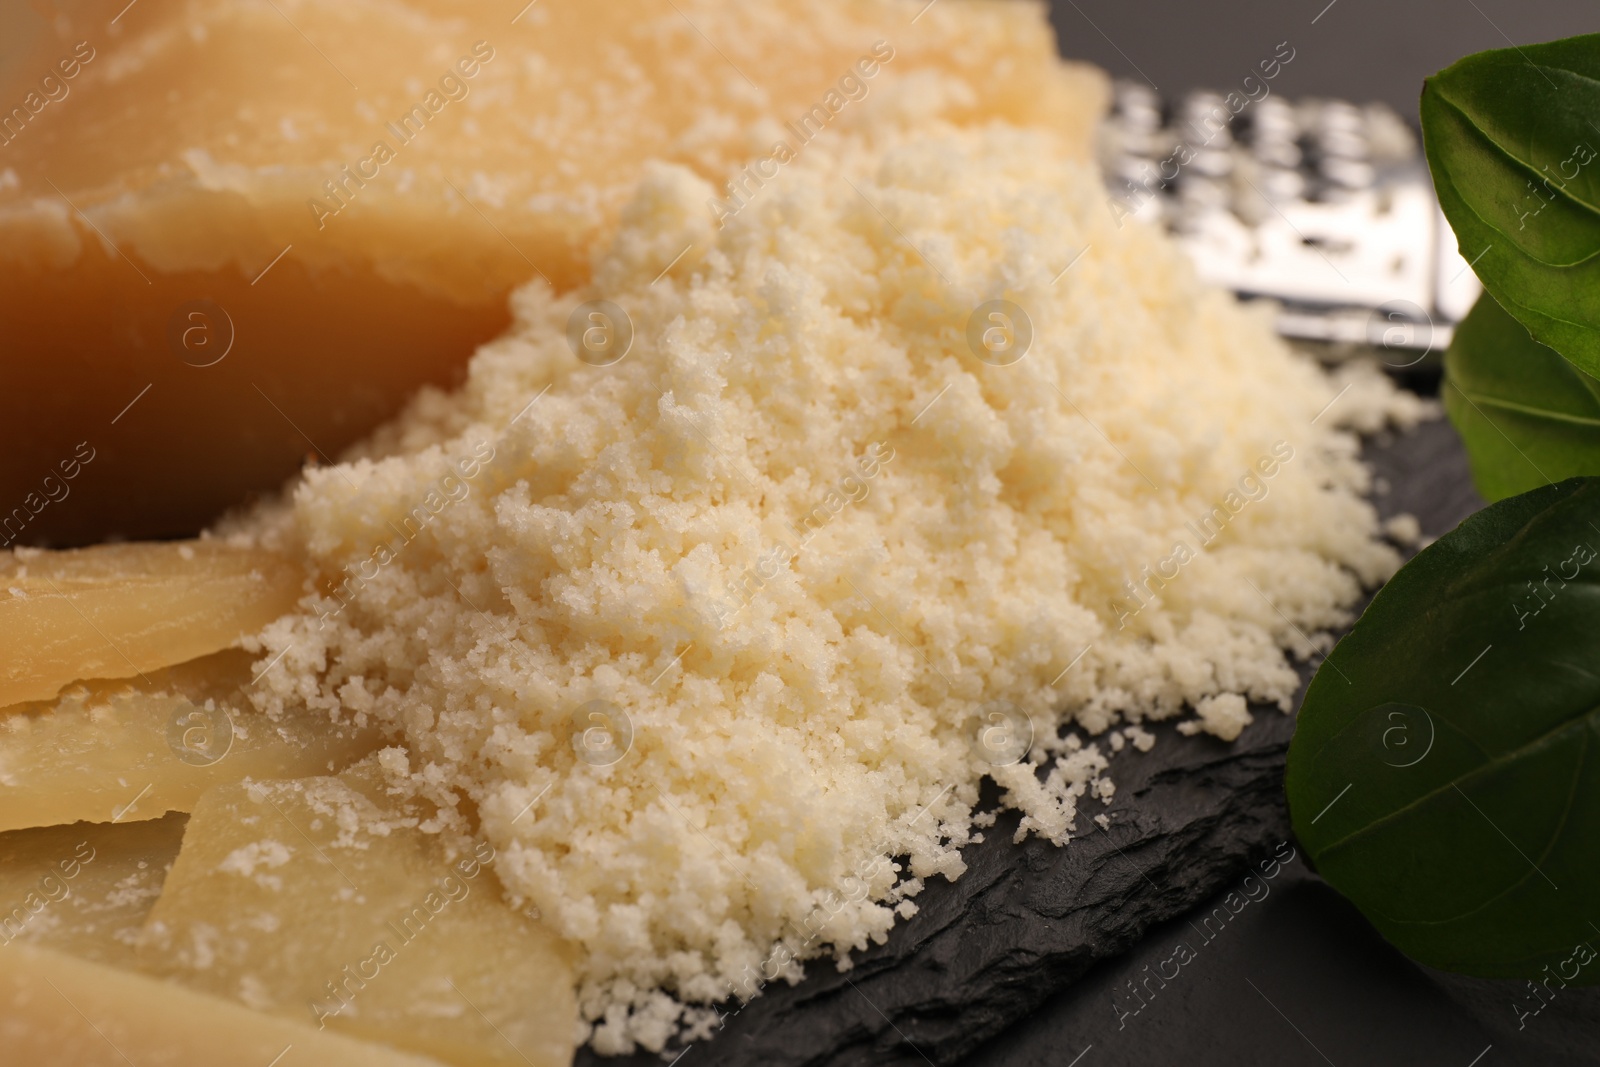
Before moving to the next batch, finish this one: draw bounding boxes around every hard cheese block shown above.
[0,650,383,832]
[1,540,303,706]
[138,776,576,1067]
[0,0,1104,544]
[0,940,448,1067]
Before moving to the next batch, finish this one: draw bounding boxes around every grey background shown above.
[1048,0,1595,126]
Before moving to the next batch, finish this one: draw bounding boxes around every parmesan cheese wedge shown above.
[0,540,303,706]
[138,776,576,1067]
[0,940,447,1067]
[0,0,1104,545]
[0,651,383,833]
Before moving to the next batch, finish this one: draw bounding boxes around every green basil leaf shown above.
[1445,291,1600,501]
[1287,478,1600,981]
[1422,35,1600,374]
[1422,86,1600,268]
[1428,135,1600,377]
[1432,37,1600,221]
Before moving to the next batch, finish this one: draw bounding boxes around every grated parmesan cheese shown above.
[237,74,1429,1052]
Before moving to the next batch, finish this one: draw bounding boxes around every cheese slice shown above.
[0,650,383,833]
[0,813,187,968]
[0,940,447,1067]
[0,0,1104,545]
[139,776,576,1067]
[1,540,303,706]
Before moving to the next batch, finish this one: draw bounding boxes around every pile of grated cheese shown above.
[238,77,1428,1052]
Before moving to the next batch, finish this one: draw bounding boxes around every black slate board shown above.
[577,413,1484,1067]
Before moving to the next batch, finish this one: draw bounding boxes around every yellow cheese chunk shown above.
[0,651,382,833]
[139,776,576,1067]
[0,540,303,706]
[0,940,447,1067]
[0,814,187,969]
[0,0,1103,544]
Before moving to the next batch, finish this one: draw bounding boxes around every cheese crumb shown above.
[1383,513,1422,547]
[216,840,293,881]
[240,90,1423,1050]
[1123,725,1156,752]
[1179,694,1254,742]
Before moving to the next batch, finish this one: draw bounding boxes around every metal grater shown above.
[1100,81,1482,357]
